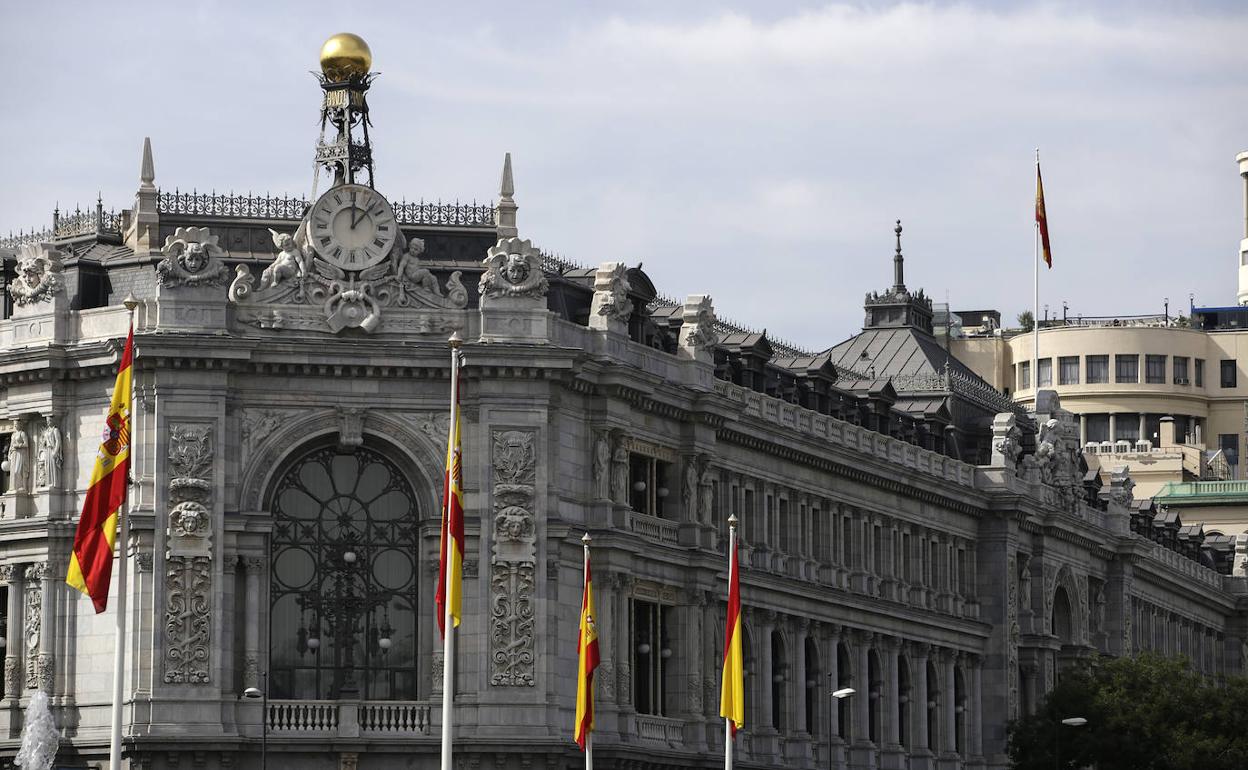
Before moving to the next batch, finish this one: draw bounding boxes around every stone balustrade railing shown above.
[267,700,433,736]
[632,713,684,746]
[626,510,680,545]
[268,700,338,732]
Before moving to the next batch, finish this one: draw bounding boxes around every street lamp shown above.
[242,672,268,770]
[1055,715,1086,769]
[827,681,855,770]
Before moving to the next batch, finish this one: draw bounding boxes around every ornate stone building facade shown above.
[0,39,1246,770]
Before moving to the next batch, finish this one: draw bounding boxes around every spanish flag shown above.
[66,325,134,613]
[574,536,600,750]
[720,524,744,733]
[435,365,465,637]
[1036,163,1052,268]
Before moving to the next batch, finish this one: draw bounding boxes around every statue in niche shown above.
[682,458,699,517]
[7,428,29,493]
[35,422,61,489]
[592,432,611,499]
[396,237,442,296]
[610,445,629,504]
[260,229,307,290]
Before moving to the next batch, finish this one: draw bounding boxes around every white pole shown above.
[1033,148,1040,400]
[586,732,593,770]
[724,718,734,770]
[110,299,138,770]
[439,339,461,770]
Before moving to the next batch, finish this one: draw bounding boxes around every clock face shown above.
[308,184,398,270]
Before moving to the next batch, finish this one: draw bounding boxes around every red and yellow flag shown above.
[66,326,134,613]
[1036,163,1052,268]
[435,369,465,637]
[574,540,600,750]
[720,526,744,733]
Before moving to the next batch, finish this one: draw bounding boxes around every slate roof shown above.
[822,326,982,386]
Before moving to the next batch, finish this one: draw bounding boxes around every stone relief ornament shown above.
[479,237,548,300]
[230,226,466,335]
[23,570,42,689]
[991,413,1022,474]
[164,422,214,684]
[8,244,65,307]
[1006,554,1019,720]
[679,295,718,352]
[590,262,633,323]
[490,429,537,687]
[157,227,230,288]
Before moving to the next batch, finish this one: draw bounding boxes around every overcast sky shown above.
[3,1,1246,350]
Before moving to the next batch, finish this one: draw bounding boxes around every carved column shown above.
[943,650,957,759]
[969,654,984,758]
[882,636,903,763]
[757,611,777,759]
[910,643,931,761]
[163,424,215,685]
[22,563,46,692]
[1,565,21,700]
[242,557,264,690]
[38,561,56,694]
[825,623,843,753]
[853,631,872,748]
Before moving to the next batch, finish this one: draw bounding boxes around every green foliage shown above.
[1017,311,1035,332]
[1007,654,1248,770]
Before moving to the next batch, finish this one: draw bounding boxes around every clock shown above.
[308,184,398,270]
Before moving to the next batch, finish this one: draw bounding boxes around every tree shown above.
[1007,654,1248,770]
[1017,311,1035,332]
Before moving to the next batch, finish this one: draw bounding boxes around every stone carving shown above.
[490,429,537,687]
[164,555,212,683]
[7,426,30,494]
[598,660,615,701]
[135,550,154,573]
[5,658,20,699]
[337,407,365,450]
[34,420,61,489]
[1107,465,1135,509]
[239,408,300,464]
[990,413,1022,474]
[1033,394,1085,513]
[229,228,467,334]
[24,568,42,689]
[592,430,611,500]
[617,658,632,705]
[589,262,633,324]
[682,455,700,518]
[610,435,629,505]
[479,237,548,300]
[1018,553,1032,613]
[678,295,718,355]
[157,227,230,288]
[8,244,65,307]
[698,463,715,523]
[164,423,214,684]
[1042,563,1058,635]
[688,673,703,713]
[1006,554,1019,720]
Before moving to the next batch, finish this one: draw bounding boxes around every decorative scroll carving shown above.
[23,566,42,689]
[490,429,537,687]
[480,237,548,300]
[157,226,230,288]
[598,660,615,701]
[164,423,214,684]
[164,555,212,684]
[8,244,65,307]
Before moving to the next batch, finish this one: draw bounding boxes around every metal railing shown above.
[156,189,495,227]
[2,201,123,250]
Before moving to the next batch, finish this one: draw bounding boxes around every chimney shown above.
[1159,416,1176,448]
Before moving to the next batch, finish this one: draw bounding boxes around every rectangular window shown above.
[1037,358,1053,387]
[629,454,671,517]
[1173,356,1189,384]
[1017,361,1031,390]
[743,488,757,543]
[1116,418,1140,443]
[1086,355,1109,384]
[1221,359,1237,388]
[1115,354,1139,383]
[632,600,672,716]
[1086,414,1110,443]
[1195,359,1205,387]
[1219,434,1239,468]
[1058,356,1080,385]
[1145,355,1166,384]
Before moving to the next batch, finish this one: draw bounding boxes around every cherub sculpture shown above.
[8,245,65,306]
[260,229,306,291]
[396,237,442,296]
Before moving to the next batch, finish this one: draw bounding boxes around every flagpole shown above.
[582,532,594,770]
[724,515,737,770]
[440,334,462,770]
[1033,148,1040,400]
[110,295,138,770]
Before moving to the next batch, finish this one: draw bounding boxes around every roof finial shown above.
[892,219,905,293]
[500,152,514,200]
[495,152,518,238]
[140,137,156,192]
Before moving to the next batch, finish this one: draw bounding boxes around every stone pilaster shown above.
[242,556,264,690]
[909,642,933,770]
[1,565,21,704]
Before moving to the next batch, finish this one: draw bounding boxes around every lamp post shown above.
[1055,716,1086,769]
[828,684,855,770]
[242,671,268,770]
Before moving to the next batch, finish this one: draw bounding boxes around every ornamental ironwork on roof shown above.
[155,189,496,228]
[1,200,123,250]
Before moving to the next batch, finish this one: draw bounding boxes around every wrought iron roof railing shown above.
[156,189,496,228]
[1,201,123,250]
[646,294,815,359]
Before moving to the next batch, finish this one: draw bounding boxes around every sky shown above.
[3,1,1246,350]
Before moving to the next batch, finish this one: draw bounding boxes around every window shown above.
[1036,358,1052,387]
[1221,359,1237,389]
[1086,355,1109,384]
[1115,354,1139,383]
[632,600,672,715]
[1086,414,1110,443]
[1195,359,1205,387]
[1116,418,1140,443]
[1173,357,1189,384]
[1220,434,1239,468]
[269,445,420,700]
[1017,361,1031,390]
[1145,355,1166,384]
[1058,356,1079,385]
[629,454,672,517]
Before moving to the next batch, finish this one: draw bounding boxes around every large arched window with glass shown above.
[268,444,421,701]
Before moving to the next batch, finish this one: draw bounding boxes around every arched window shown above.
[804,637,820,736]
[868,649,882,744]
[268,444,421,700]
[954,665,967,754]
[837,642,853,739]
[1052,586,1074,644]
[926,661,940,752]
[771,630,787,730]
[898,656,911,749]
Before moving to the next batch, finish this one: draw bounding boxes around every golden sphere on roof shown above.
[319,33,372,80]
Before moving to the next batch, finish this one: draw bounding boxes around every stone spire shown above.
[495,152,518,238]
[140,137,156,192]
[892,219,905,293]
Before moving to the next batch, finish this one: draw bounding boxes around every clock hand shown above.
[349,206,362,229]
